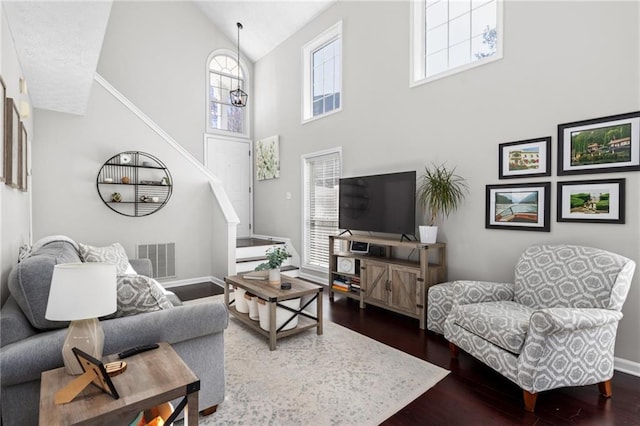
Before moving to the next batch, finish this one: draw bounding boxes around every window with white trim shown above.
[302,148,341,271]
[302,21,342,122]
[411,0,503,86]
[208,53,247,135]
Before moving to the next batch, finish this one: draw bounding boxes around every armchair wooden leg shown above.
[449,342,459,359]
[598,380,612,397]
[200,405,218,416]
[523,390,537,412]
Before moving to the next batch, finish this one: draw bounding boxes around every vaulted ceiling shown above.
[3,0,335,115]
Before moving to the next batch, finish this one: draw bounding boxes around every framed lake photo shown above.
[558,111,640,175]
[486,182,551,232]
[499,137,551,179]
[557,179,625,224]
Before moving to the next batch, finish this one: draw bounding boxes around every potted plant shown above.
[255,246,290,285]
[417,163,468,243]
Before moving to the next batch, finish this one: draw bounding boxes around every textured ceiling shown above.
[3,0,335,116]
[194,0,336,62]
[3,1,113,115]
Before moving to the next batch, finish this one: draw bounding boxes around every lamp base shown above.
[62,318,105,375]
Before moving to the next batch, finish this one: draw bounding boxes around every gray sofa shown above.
[0,240,228,426]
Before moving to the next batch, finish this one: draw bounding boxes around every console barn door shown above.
[204,136,252,238]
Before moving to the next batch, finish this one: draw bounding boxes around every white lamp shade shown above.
[45,263,117,321]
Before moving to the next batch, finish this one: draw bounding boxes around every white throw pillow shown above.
[79,242,137,275]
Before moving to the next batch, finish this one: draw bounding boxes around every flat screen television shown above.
[339,171,416,236]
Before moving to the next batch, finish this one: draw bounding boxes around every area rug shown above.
[180,296,448,425]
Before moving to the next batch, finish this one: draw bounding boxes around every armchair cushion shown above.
[453,301,534,354]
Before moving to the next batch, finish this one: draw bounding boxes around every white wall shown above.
[33,81,216,281]
[253,1,640,364]
[31,0,245,283]
[96,1,252,163]
[1,7,33,304]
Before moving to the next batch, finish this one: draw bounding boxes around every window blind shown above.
[303,150,341,270]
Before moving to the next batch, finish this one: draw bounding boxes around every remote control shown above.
[118,343,160,359]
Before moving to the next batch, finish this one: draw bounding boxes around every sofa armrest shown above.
[451,280,515,305]
[130,258,153,277]
[0,301,228,387]
[102,301,228,354]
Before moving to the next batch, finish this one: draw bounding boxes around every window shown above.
[302,148,342,271]
[207,52,248,135]
[302,21,342,122]
[411,0,503,86]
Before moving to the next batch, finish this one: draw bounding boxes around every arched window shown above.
[207,52,248,135]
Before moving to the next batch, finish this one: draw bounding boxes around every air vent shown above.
[136,243,176,279]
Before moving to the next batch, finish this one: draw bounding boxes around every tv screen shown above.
[339,171,416,235]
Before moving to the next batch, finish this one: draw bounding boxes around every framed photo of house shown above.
[557,178,625,224]
[0,76,6,183]
[558,111,640,175]
[5,98,20,188]
[499,137,551,179]
[485,182,551,232]
[19,121,27,191]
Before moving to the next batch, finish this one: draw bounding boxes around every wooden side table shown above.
[39,342,200,426]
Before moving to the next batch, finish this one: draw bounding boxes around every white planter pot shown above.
[234,287,249,313]
[419,226,438,243]
[257,298,301,332]
[268,268,281,286]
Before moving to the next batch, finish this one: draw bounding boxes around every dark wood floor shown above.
[173,283,640,425]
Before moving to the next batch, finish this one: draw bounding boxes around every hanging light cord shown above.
[236,22,242,90]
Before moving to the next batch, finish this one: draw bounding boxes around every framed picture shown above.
[558,111,640,175]
[557,178,625,224]
[255,135,280,180]
[72,347,120,400]
[0,76,5,182]
[5,98,20,188]
[499,136,551,179]
[486,182,551,232]
[19,121,27,191]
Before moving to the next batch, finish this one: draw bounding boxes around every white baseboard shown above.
[614,357,640,377]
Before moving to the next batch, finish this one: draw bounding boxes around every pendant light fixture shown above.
[230,22,248,108]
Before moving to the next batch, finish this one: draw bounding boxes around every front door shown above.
[205,135,252,238]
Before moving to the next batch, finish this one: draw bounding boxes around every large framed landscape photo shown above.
[557,178,625,224]
[558,111,640,175]
[499,136,551,179]
[486,182,551,232]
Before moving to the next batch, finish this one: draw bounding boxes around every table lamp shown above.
[45,263,117,375]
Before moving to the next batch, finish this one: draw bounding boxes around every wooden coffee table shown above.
[39,342,200,425]
[224,274,323,350]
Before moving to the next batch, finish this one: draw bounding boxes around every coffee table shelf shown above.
[224,275,323,350]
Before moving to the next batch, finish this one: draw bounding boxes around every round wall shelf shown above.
[96,151,172,217]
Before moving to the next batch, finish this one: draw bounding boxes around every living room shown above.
[1,0,639,424]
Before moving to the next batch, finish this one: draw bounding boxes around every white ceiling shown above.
[3,0,113,115]
[194,0,336,62]
[3,0,336,116]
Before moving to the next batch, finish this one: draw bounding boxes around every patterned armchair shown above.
[444,244,635,412]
